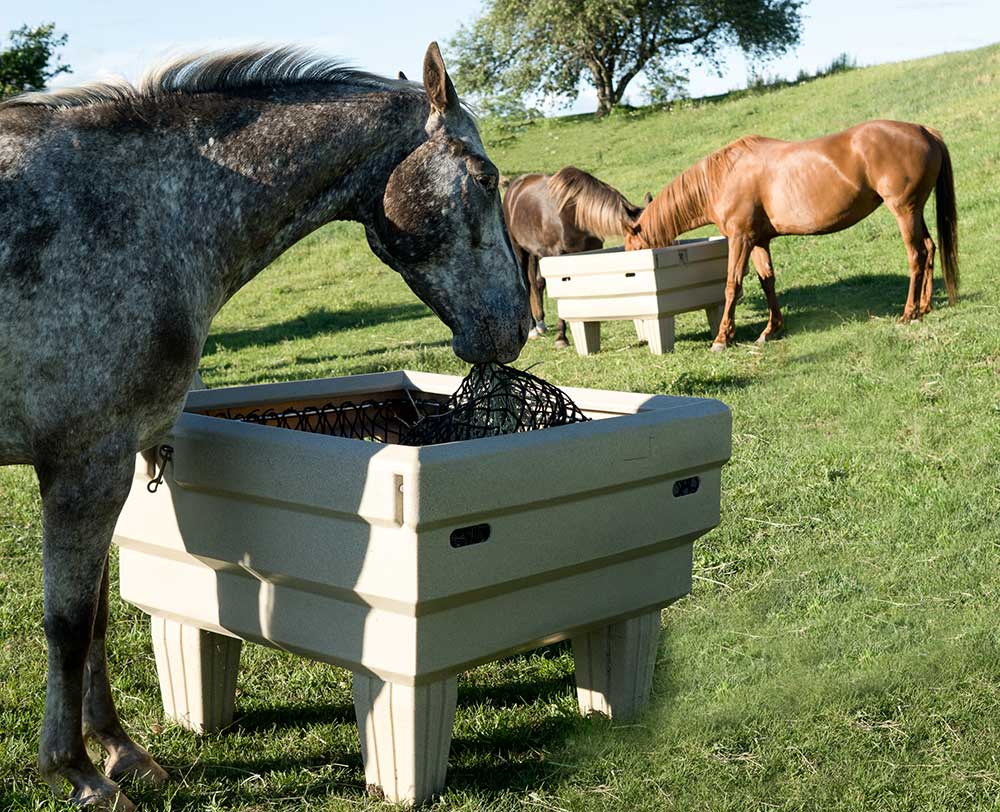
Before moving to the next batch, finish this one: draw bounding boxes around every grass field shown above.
[3,44,1000,811]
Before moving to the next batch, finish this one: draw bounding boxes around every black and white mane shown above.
[0,46,421,111]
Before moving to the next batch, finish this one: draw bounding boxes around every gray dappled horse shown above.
[0,42,529,809]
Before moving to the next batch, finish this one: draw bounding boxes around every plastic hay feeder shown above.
[113,370,731,804]
[539,236,730,355]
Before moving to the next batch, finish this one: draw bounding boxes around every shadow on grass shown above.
[446,712,588,794]
[685,272,962,346]
[205,301,431,354]
[201,339,454,387]
[670,372,754,396]
[292,338,453,367]
[229,701,357,733]
[158,649,585,806]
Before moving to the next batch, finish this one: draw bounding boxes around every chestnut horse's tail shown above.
[927,127,959,304]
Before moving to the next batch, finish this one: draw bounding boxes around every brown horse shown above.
[625,120,958,350]
[504,166,648,347]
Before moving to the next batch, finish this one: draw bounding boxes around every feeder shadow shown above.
[205,301,431,354]
[446,712,588,793]
[153,755,366,809]
[228,701,356,733]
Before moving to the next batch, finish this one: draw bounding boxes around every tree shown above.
[0,23,71,98]
[449,0,803,117]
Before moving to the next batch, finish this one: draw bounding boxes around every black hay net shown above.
[210,363,590,447]
[399,362,589,445]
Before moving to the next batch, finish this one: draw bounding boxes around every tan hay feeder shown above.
[539,236,729,355]
[113,370,731,805]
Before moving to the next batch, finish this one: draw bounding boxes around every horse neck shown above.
[140,89,427,309]
[644,161,715,244]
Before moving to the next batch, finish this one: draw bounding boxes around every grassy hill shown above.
[3,44,1000,811]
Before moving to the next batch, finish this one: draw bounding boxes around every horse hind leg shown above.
[37,436,143,811]
[84,559,168,788]
[919,226,936,316]
[890,206,929,322]
[751,245,784,343]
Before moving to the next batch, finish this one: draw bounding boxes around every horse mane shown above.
[641,136,761,244]
[546,166,641,239]
[0,46,421,112]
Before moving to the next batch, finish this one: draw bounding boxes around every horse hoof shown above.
[78,789,136,812]
[105,747,169,788]
[554,338,570,350]
[534,320,547,335]
[710,342,728,353]
[528,327,539,339]
[66,776,135,812]
[755,329,783,344]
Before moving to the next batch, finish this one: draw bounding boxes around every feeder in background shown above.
[540,236,730,355]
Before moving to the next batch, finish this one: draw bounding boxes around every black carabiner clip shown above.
[147,445,174,493]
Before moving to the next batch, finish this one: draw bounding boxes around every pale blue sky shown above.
[7,0,1000,113]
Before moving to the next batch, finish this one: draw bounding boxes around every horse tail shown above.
[927,127,959,304]
[546,166,641,239]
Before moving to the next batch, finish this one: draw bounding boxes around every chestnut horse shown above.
[504,167,647,347]
[625,120,958,350]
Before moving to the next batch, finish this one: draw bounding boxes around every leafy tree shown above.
[0,23,70,98]
[449,0,804,117]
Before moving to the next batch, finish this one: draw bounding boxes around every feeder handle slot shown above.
[450,523,491,549]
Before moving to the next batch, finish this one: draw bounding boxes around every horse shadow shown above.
[203,301,431,355]
[724,271,962,342]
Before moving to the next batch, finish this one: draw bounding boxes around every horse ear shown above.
[423,42,460,115]
[644,191,653,206]
[397,70,408,81]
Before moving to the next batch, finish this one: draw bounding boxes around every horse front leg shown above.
[37,437,141,811]
[554,319,569,349]
[751,244,784,343]
[525,254,547,338]
[84,559,168,788]
[711,236,752,351]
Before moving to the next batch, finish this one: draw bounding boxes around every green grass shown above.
[4,43,1000,810]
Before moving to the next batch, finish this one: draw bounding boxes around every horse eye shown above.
[474,173,498,191]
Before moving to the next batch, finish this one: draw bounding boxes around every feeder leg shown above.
[642,317,675,354]
[353,673,458,805]
[706,304,725,337]
[633,319,647,344]
[150,616,241,734]
[569,321,601,356]
[572,610,661,720]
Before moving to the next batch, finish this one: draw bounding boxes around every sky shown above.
[6,0,1000,114]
